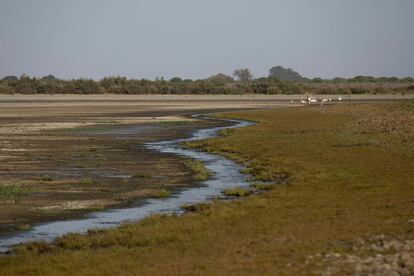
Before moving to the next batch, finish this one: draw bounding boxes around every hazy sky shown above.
[1,0,413,80]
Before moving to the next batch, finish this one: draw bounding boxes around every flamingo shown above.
[309,97,318,104]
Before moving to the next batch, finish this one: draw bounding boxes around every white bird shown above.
[338,95,342,101]
[328,98,332,102]
[321,98,328,107]
[309,97,318,104]
[300,97,307,104]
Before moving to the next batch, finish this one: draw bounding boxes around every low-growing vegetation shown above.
[180,203,212,213]
[150,189,169,198]
[183,159,212,181]
[250,182,275,191]
[131,173,152,179]
[222,188,252,197]
[0,102,413,275]
[0,185,25,204]
[33,175,53,182]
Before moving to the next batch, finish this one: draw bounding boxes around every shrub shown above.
[222,188,251,197]
[0,185,24,204]
[181,203,211,213]
[151,189,169,198]
[250,182,274,191]
[132,173,152,179]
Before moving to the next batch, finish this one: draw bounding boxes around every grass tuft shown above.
[34,175,54,182]
[183,159,212,181]
[12,241,52,255]
[0,185,25,204]
[151,189,169,198]
[222,188,251,197]
[132,173,152,179]
[181,203,211,213]
[250,182,274,191]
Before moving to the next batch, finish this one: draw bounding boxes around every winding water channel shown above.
[0,116,253,252]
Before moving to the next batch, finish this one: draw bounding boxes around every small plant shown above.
[12,241,52,255]
[18,224,31,230]
[151,189,169,198]
[0,185,25,204]
[87,228,106,235]
[250,182,274,191]
[132,173,152,179]
[222,188,251,197]
[34,175,53,182]
[98,188,114,193]
[54,233,91,250]
[181,203,211,213]
[80,178,95,185]
[183,160,212,181]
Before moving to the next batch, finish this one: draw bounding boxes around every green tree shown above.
[268,66,302,81]
[233,68,253,82]
[170,77,183,83]
[205,73,234,84]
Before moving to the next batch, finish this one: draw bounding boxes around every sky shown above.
[0,0,413,80]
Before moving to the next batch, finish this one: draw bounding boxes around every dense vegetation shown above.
[0,102,413,275]
[269,65,303,81]
[1,71,413,95]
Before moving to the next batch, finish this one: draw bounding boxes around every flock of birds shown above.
[292,95,343,106]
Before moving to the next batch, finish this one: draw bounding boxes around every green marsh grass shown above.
[250,182,274,191]
[0,185,25,204]
[181,203,211,213]
[132,173,152,179]
[150,189,169,198]
[33,175,53,182]
[222,188,252,197]
[183,159,212,181]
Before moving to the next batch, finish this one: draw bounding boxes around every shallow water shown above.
[0,116,253,252]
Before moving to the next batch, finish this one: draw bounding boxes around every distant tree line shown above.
[1,67,413,95]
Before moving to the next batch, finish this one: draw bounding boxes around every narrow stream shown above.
[0,116,253,252]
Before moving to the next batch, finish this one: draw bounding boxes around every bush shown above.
[132,173,152,179]
[250,182,274,191]
[222,188,251,197]
[0,84,13,94]
[181,203,211,213]
[183,160,212,181]
[351,87,370,94]
[151,189,169,198]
